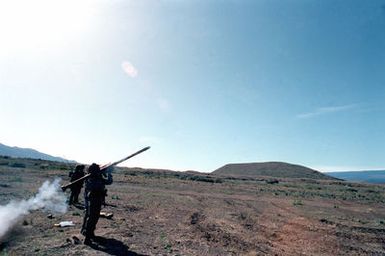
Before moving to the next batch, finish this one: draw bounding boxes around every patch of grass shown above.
[0,249,8,256]
[9,176,22,182]
[358,219,368,224]
[292,199,303,206]
[111,195,121,200]
[164,243,172,253]
[159,233,172,253]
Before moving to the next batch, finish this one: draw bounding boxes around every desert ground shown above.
[1,156,385,255]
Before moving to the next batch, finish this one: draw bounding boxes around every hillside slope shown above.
[0,143,74,163]
[213,162,336,180]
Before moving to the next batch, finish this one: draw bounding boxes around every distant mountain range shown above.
[0,143,74,163]
[213,162,337,180]
[326,171,385,184]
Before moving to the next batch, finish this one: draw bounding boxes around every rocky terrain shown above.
[1,156,385,255]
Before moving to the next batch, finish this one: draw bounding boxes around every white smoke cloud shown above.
[0,178,67,239]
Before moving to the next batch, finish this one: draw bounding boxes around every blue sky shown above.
[0,0,384,172]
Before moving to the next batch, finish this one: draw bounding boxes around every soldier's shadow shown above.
[89,236,146,256]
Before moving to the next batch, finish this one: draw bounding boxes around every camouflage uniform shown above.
[68,164,85,205]
[81,163,113,244]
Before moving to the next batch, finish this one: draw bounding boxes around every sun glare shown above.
[0,0,96,55]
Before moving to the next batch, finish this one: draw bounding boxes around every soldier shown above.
[68,164,85,205]
[81,163,113,245]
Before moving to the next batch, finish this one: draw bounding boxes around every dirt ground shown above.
[1,158,385,255]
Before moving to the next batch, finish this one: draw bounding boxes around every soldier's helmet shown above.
[88,163,100,176]
[75,164,85,172]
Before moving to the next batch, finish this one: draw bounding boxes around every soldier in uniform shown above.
[68,164,85,205]
[81,163,113,245]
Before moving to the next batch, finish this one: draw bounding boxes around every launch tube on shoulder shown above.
[61,146,150,192]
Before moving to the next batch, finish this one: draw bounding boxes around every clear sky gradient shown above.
[0,0,384,172]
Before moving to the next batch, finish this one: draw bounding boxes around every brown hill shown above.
[213,161,336,180]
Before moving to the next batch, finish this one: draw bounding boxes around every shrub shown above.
[266,179,279,184]
[10,163,26,168]
[293,199,303,206]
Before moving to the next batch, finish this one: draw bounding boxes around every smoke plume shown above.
[0,178,67,239]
